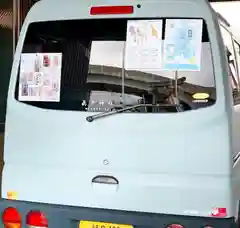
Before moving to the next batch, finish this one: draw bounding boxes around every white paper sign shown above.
[19,53,62,102]
[163,19,203,71]
[125,20,163,70]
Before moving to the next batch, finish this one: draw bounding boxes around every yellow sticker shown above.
[7,191,18,200]
[192,92,209,100]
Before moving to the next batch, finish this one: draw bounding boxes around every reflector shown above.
[211,208,227,217]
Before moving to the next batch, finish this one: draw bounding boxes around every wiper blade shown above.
[86,103,180,122]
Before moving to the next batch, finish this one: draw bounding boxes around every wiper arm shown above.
[86,103,180,122]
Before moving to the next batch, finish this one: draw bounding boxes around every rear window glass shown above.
[15,18,215,113]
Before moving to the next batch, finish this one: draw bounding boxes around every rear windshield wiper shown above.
[86,103,180,122]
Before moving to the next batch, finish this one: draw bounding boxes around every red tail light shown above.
[2,207,21,228]
[166,224,184,228]
[211,208,227,217]
[26,211,48,227]
[90,6,134,15]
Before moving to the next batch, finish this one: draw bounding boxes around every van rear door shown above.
[3,0,232,217]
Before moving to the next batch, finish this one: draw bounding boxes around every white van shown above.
[0,0,239,227]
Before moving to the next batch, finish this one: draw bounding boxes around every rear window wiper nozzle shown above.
[86,103,180,122]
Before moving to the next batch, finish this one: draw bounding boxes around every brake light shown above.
[2,207,21,228]
[166,224,184,228]
[26,211,48,227]
[90,6,134,15]
[211,208,227,217]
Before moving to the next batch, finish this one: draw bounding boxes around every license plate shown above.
[79,220,134,228]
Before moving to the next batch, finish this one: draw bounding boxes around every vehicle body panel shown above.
[2,0,234,219]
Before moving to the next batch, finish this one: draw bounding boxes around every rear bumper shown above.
[0,199,236,228]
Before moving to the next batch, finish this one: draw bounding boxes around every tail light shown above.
[166,224,184,228]
[90,6,134,15]
[2,207,21,228]
[26,211,48,227]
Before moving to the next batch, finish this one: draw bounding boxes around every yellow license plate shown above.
[80,220,133,228]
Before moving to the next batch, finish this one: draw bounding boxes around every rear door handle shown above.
[92,175,119,185]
